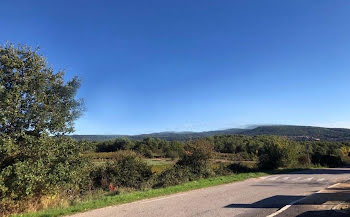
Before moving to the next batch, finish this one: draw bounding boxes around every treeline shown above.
[90,135,350,167]
[94,137,186,159]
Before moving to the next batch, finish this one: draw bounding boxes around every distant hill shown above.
[70,128,245,141]
[70,135,125,141]
[70,125,350,141]
[128,128,246,141]
[240,125,350,141]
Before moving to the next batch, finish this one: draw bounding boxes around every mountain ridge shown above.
[71,125,350,141]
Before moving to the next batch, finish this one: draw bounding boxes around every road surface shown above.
[70,168,350,217]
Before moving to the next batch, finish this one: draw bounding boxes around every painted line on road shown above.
[265,182,342,217]
[325,182,341,190]
[291,177,301,181]
[317,178,325,182]
[303,177,313,182]
[260,176,270,180]
[265,197,304,217]
[282,177,289,181]
[268,176,280,181]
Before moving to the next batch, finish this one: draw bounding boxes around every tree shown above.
[177,139,213,175]
[0,43,86,214]
[0,43,83,137]
[257,136,301,170]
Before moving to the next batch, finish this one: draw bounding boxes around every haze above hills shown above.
[71,125,350,141]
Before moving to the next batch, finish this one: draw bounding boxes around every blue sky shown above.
[1,1,350,135]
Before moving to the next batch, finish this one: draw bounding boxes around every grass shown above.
[144,158,175,173]
[144,158,175,166]
[13,171,269,217]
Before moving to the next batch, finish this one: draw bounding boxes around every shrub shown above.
[90,151,152,190]
[227,163,253,173]
[164,141,185,159]
[297,154,311,166]
[155,139,214,187]
[212,162,231,176]
[154,166,192,187]
[258,137,300,170]
[177,139,213,175]
[311,153,343,167]
[165,150,179,160]
[96,138,134,152]
[0,135,90,215]
[90,164,111,190]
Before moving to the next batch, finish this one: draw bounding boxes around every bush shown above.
[165,150,178,160]
[258,137,300,170]
[0,135,90,215]
[176,139,213,175]
[96,138,134,152]
[164,141,185,159]
[297,154,311,166]
[90,151,152,190]
[311,153,343,167]
[154,166,192,187]
[227,163,253,173]
[212,162,231,176]
[155,139,214,187]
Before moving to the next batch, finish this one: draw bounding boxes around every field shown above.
[84,152,256,174]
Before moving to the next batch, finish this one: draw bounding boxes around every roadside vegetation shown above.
[1,43,350,216]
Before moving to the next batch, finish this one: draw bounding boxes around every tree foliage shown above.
[257,136,301,170]
[0,43,83,137]
[0,43,86,214]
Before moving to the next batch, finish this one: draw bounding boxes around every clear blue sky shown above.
[1,1,350,135]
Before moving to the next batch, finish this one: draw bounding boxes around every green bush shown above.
[227,163,253,173]
[96,138,134,152]
[154,166,192,187]
[155,139,214,187]
[0,135,90,214]
[90,151,152,190]
[212,162,231,176]
[297,154,311,166]
[311,153,343,167]
[177,139,213,175]
[258,137,300,170]
[164,141,185,159]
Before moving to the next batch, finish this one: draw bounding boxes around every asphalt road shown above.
[70,168,350,217]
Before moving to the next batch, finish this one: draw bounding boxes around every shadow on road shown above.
[225,182,350,216]
[290,168,350,175]
[224,195,304,209]
[296,210,348,217]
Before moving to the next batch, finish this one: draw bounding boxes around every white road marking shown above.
[266,182,342,217]
[303,177,313,182]
[268,176,280,181]
[317,178,325,182]
[282,177,290,181]
[265,196,305,217]
[292,177,301,181]
[260,176,270,180]
[325,182,341,190]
